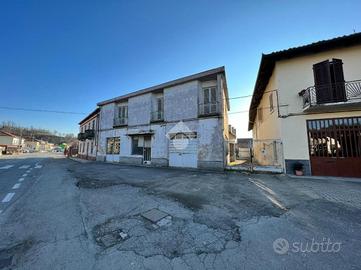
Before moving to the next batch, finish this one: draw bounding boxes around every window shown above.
[257,108,263,122]
[106,137,120,154]
[92,120,95,130]
[202,87,217,114]
[91,141,94,154]
[269,93,274,112]
[132,136,143,155]
[156,97,163,119]
[118,106,128,119]
[313,59,346,104]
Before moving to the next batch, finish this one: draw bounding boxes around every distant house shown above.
[24,140,40,152]
[228,125,237,162]
[248,33,361,177]
[0,130,24,154]
[91,67,231,169]
[77,108,100,160]
[236,138,252,159]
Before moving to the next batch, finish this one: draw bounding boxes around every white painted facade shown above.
[78,109,99,160]
[96,67,230,169]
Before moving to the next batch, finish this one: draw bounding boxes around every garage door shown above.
[169,133,198,168]
[307,117,361,177]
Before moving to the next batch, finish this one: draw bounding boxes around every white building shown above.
[95,67,231,169]
[0,130,24,154]
[78,108,100,160]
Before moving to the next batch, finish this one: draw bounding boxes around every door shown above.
[143,136,152,162]
[106,137,120,162]
[307,117,361,177]
[169,133,198,168]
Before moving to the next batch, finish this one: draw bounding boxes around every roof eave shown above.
[97,66,225,106]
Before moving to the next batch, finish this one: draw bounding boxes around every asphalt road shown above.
[0,154,360,269]
[0,153,60,214]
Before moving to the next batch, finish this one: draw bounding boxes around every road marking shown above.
[26,170,31,173]
[12,183,21,189]
[249,178,287,211]
[2,193,15,203]
[35,165,42,169]
[0,165,14,170]
[19,165,30,169]
[18,178,25,182]
[0,210,2,214]
[22,174,27,177]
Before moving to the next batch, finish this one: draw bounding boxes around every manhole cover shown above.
[141,208,169,223]
[0,256,13,268]
[98,230,128,247]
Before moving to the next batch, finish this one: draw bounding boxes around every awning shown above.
[126,130,154,136]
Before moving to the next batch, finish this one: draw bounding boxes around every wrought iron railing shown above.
[198,102,220,116]
[113,117,128,127]
[151,111,164,122]
[77,132,86,141]
[84,129,95,139]
[300,80,361,108]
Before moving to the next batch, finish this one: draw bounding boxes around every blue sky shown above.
[1,0,361,137]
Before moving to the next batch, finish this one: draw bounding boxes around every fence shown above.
[229,139,284,173]
[251,139,283,168]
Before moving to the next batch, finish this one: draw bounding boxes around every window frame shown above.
[269,93,274,113]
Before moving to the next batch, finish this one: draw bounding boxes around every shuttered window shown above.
[203,87,217,114]
[313,59,346,104]
[118,106,128,119]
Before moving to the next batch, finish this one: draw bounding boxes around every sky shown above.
[1,0,361,137]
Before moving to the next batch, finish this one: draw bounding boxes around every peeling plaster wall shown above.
[128,93,152,126]
[99,103,116,130]
[97,77,227,169]
[164,81,199,121]
[197,118,224,169]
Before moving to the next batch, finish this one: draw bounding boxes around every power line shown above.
[0,92,258,116]
[0,106,86,115]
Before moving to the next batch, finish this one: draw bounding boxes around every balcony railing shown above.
[198,102,220,116]
[113,117,128,127]
[77,132,86,141]
[84,129,95,139]
[151,111,164,122]
[300,80,361,108]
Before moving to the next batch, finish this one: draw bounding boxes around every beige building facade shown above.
[249,33,361,177]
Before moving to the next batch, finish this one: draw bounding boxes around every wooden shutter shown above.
[331,59,346,102]
[313,60,332,104]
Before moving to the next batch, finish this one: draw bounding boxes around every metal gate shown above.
[307,117,361,177]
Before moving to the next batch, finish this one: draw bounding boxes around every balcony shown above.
[198,102,220,117]
[151,111,164,122]
[84,129,95,139]
[113,117,128,127]
[299,80,361,112]
[77,132,86,141]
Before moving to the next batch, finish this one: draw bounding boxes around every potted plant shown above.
[293,162,304,176]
